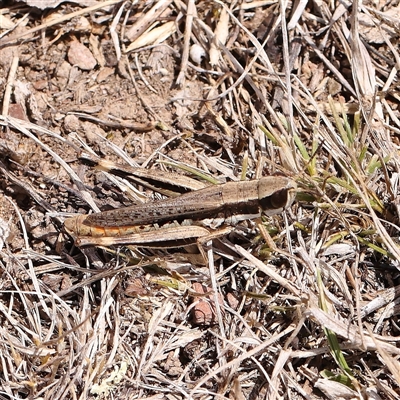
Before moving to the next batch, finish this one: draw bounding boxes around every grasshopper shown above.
[64,176,297,249]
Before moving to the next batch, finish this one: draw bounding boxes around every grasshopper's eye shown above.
[259,189,286,211]
[270,189,289,209]
[257,177,297,215]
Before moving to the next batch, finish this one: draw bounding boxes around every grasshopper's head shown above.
[64,214,91,238]
[258,177,297,216]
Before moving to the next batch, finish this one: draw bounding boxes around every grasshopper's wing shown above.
[83,198,224,227]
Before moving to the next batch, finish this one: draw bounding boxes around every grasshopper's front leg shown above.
[194,226,235,264]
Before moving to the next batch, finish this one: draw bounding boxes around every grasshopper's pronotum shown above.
[64,176,297,248]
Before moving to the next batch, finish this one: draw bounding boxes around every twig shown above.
[2,55,18,116]
[176,0,196,87]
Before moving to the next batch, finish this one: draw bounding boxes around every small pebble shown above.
[190,44,206,64]
[68,41,97,71]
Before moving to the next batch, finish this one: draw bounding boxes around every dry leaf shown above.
[17,0,97,9]
[0,15,15,30]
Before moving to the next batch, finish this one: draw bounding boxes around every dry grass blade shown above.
[125,0,173,42]
[0,0,122,45]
